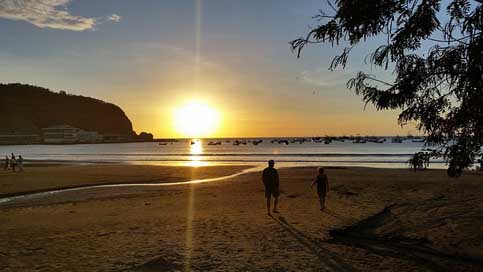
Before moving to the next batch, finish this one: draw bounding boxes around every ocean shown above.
[0,138,450,169]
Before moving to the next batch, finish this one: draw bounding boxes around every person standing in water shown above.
[262,160,280,215]
[312,167,329,211]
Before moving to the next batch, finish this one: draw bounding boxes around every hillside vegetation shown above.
[0,83,135,135]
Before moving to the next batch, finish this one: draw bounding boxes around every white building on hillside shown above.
[77,130,103,143]
[0,132,42,144]
[42,125,102,144]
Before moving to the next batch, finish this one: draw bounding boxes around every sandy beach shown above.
[0,165,482,271]
[0,164,250,197]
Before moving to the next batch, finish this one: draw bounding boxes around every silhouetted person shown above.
[10,153,17,172]
[18,155,24,172]
[3,155,9,171]
[312,167,329,211]
[262,160,280,215]
[479,159,483,171]
[447,165,462,177]
[409,152,427,171]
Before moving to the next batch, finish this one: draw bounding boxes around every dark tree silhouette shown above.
[291,0,483,175]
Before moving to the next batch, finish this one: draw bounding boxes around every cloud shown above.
[0,0,120,31]
[300,65,396,93]
[108,14,121,22]
[132,42,219,68]
[300,67,353,87]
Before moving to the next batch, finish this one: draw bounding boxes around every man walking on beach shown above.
[262,160,280,215]
[311,167,329,211]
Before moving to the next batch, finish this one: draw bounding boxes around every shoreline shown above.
[4,141,480,171]
[16,159,453,171]
[0,164,251,199]
[0,165,465,203]
[0,165,260,206]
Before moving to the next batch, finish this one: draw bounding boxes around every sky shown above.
[0,0,419,138]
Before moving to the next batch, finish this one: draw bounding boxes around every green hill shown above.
[0,83,136,136]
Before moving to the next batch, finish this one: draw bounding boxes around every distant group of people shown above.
[3,153,24,172]
[262,160,329,215]
[408,152,431,171]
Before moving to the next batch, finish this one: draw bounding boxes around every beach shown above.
[0,165,482,271]
[0,164,250,197]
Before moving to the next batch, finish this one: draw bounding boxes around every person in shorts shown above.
[262,160,280,215]
[312,167,329,211]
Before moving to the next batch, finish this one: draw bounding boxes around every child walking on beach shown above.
[311,167,329,211]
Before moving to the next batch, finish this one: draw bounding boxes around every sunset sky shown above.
[0,0,418,138]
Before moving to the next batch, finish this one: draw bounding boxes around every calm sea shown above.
[0,138,449,169]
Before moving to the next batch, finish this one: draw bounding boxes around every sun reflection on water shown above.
[185,0,203,269]
[188,139,208,167]
[184,139,202,270]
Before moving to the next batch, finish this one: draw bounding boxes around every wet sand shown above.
[0,164,250,197]
[0,166,482,271]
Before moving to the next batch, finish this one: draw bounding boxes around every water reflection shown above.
[188,139,207,167]
[185,138,200,270]
[190,139,203,155]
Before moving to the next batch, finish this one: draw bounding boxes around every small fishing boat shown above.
[312,137,323,143]
[252,140,263,145]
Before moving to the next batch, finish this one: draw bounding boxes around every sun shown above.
[173,101,220,138]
